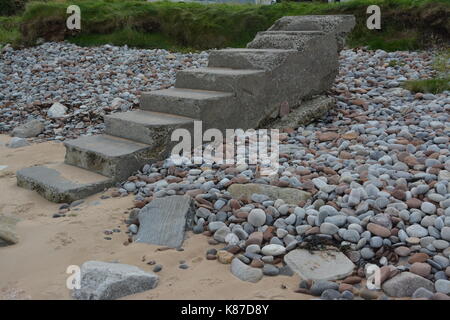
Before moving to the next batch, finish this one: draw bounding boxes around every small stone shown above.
[47,102,67,118]
[410,262,431,277]
[367,223,391,238]
[230,258,263,283]
[262,264,279,276]
[406,224,428,238]
[409,253,430,264]
[394,246,411,257]
[412,287,434,299]
[261,244,286,256]
[435,279,450,294]
[359,288,379,300]
[7,137,29,148]
[320,222,339,235]
[153,265,163,272]
[320,289,341,300]
[310,280,339,296]
[217,250,234,264]
[247,209,266,227]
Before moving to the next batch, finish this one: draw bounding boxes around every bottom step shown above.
[16,163,113,203]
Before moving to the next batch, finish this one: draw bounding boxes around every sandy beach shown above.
[0,134,309,300]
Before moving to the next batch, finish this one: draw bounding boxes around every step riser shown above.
[104,117,194,146]
[16,165,113,203]
[64,145,153,181]
[175,70,265,95]
[208,49,294,70]
[17,174,113,203]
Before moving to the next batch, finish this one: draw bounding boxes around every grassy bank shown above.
[1,0,449,51]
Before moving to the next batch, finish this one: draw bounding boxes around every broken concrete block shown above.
[135,195,194,248]
[284,249,355,281]
[73,261,159,300]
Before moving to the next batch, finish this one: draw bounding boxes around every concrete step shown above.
[175,67,265,93]
[140,88,235,121]
[16,163,113,203]
[208,48,296,70]
[247,30,325,50]
[64,134,153,181]
[104,110,195,145]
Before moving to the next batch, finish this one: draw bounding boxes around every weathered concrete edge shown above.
[16,166,113,203]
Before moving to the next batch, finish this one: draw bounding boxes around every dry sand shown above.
[0,134,310,300]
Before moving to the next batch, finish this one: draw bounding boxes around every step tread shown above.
[261,30,324,35]
[214,48,297,53]
[105,110,195,126]
[142,88,233,100]
[179,67,265,76]
[16,163,112,202]
[64,134,151,158]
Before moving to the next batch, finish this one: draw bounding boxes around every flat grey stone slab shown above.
[73,261,159,300]
[228,183,311,205]
[284,249,355,281]
[16,163,113,203]
[135,195,194,248]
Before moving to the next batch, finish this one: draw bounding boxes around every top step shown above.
[175,67,265,93]
[247,30,326,50]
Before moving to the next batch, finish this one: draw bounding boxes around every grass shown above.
[402,49,449,94]
[1,0,449,52]
[0,16,21,47]
[402,78,449,94]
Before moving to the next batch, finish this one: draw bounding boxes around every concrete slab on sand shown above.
[135,195,194,248]
[284,249,355,281]
[16,163,113,203]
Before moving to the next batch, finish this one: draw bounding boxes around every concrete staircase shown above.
[16,15,355,203]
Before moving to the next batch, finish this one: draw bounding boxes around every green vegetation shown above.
[0,16,21,47]
[0,0,28,16]
[402,49,449,94]
[1,0,449,52]
[402,78,449,94]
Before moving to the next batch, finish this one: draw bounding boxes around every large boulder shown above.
[73,261,159,300]
[382,272,435,297]
[11,119,44,138]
